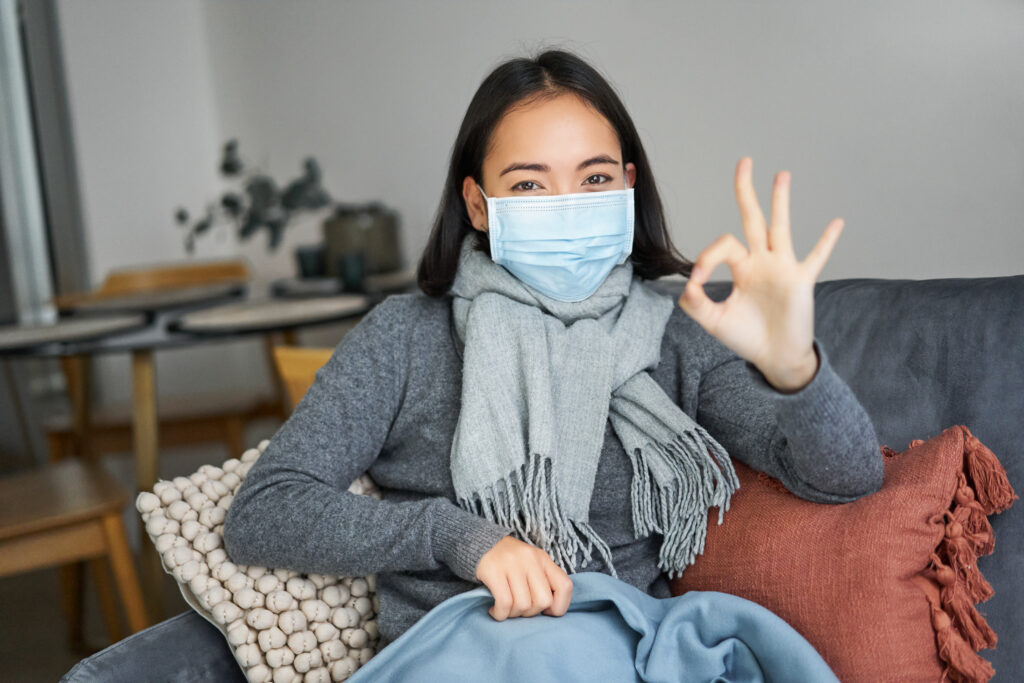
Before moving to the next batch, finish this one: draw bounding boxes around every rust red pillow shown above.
[669,425,1016,683]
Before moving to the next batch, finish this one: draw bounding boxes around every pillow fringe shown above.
[925,598,995,683]
[929,552,997,650]
[919,425,1017,683]
[941,507,994,603]
[961,427,1018,514]
[953,472,995,555]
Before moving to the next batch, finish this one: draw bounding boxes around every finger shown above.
[678,235,745,329]
[678,234,747,327]
[769,170,793,254]
[488,574,513,621]
[505,569,532,618]
[802,218,845,279]
[693,233,748,286]
[521,565,554,618]
[734,157,767,252]
[542,565,574,617]
[677,272,716,328]
[696,233,749,280]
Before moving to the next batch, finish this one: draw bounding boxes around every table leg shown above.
[58,355,94,646]
[131,349,163,619]
[60,354,94,461]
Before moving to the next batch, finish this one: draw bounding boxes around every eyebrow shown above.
[498,154,620,177]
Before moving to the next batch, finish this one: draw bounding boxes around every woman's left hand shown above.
[677,157,844,393]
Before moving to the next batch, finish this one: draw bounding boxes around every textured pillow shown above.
[669,424,1017,683]
[136,440,383,683]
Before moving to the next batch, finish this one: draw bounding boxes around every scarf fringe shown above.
[456,451,619,579]
[626,426,740,580]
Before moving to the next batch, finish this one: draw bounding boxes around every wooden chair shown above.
[46,259,290,462]
[51,259,253,306]
[0,458,150,649]
[271,346,334,411]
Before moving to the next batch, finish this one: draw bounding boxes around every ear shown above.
[624,162,637,189]
[461,176,488,232]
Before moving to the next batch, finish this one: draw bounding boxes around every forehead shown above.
[486,93,620,165]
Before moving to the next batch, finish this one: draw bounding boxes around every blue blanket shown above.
[349,571,838,682]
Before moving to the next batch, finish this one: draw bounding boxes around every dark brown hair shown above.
[417,48,694,297]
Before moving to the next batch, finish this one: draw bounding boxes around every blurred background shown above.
[0,1,1021,680]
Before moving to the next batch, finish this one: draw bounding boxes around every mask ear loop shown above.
[474,181,490,231]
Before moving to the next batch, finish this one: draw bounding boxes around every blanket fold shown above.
[348,571,839,682]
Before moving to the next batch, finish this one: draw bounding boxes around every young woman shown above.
[223,48,883,653]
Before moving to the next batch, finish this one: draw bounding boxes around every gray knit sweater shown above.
[223,290,883,649]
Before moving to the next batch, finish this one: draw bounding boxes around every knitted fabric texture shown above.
[448,234,739,579]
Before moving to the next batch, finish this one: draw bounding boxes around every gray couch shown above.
[62,274,1024,682]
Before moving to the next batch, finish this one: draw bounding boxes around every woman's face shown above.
[462,93,637,233]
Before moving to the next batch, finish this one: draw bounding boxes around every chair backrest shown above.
[98,259,250,296]
[271,346,334,410]
[51,259,251,309]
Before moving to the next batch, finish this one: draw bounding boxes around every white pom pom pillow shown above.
[136,439,383,683]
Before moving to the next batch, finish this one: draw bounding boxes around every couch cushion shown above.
[60,610,245,682]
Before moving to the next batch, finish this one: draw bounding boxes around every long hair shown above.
[417,48,694,297]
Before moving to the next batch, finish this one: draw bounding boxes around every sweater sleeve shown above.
[694,336,884,503]
[222,298,513,583]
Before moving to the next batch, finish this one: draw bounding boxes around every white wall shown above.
[56,0,1024,406]
[200,0,1024,279]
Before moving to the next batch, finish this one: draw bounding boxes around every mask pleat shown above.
[485,187,635,302]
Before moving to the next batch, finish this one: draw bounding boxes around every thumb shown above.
[677,272,715,327]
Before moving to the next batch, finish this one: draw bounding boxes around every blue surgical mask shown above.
[476,181,635,302]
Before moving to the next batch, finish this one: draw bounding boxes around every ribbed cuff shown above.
[432,499,514,583]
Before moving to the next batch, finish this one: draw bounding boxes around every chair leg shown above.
[48,431,69,463]
[264,333,292,419]
[224,415,245,459]
[101,512,150,633]
[59,562,86,650]
[89,557,124,643]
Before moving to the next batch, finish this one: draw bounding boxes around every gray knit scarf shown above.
[449,234,739,580]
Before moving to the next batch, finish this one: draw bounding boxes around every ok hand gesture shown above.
[677,157,844,392]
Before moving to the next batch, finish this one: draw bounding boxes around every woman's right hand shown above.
[475,535,574,620]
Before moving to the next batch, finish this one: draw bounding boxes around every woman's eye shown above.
[584,174,611,185]
[512,181,540,191]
